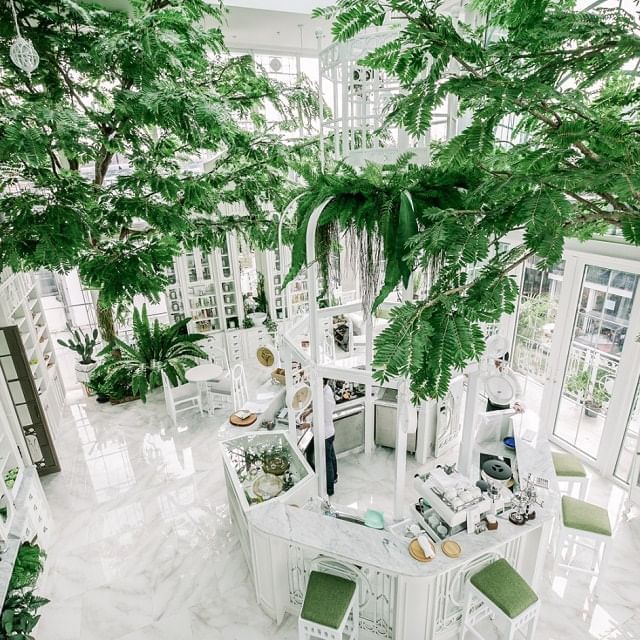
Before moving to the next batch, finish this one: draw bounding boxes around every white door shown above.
[509,248,640,479]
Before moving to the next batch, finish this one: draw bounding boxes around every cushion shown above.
[561,495,612,537]
[470,559,538,619]
[552,452,586,478]
[300,571,356,629]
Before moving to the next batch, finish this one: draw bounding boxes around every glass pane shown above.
[614,380,640,483]
[554,266,639,458]
[511,257,566,421]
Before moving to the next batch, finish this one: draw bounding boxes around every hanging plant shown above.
[283,159,473,313]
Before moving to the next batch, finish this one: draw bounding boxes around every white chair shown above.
[554,495,612,581]
[461,558,540,640]
[299,557,360,640]
[231,363,249,411]
[161,371,202,426]
[198,339,232,406]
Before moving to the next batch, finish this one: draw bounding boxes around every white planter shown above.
[75,360,97,384]
[248,312,267,325]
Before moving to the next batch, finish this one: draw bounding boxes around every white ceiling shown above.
[222,6,332,54]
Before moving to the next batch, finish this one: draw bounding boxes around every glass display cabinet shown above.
[220,431,315,569]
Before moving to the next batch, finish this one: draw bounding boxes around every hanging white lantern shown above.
[8,0,39,76]
[9,36,39,75]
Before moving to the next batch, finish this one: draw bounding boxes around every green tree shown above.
[296,0,640,399]
[0,0,319,341]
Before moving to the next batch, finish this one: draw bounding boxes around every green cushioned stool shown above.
[555,496,612,581]
[463,558,540,640]
[299,565,359,640]
[552,451,588,499]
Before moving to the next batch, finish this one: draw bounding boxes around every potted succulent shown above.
[57,327,100,385]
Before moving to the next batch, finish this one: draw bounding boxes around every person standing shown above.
[300,379,339,496]
[323,379,338,496]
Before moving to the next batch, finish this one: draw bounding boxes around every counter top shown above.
[248,419,559,578]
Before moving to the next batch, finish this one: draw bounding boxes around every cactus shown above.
[57,327,99,364]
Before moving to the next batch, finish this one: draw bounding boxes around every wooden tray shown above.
[408,538,435,563]
[229,412,257,427]
[441,540,462,558]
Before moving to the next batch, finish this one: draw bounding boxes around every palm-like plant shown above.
[99,305,206,402]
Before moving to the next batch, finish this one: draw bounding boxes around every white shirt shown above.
[323,384,336,439]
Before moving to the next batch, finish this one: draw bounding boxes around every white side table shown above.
[186,364,223,415]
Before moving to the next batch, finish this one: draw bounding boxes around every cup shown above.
[428,514,440,529]
[437,524,448,538]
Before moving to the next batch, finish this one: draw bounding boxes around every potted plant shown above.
[57,327,99,385]
[249,274,268,325]
[93,305,207,403]
[565,368,611,417]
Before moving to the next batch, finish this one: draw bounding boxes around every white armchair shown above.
[161,370,202,426]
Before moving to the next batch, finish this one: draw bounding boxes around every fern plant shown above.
[294,0,640,400]
[96,305,207,402]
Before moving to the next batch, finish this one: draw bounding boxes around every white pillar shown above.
[306,197,334,497]
[458,363,481,478]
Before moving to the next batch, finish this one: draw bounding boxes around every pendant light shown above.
[8,0,39,76]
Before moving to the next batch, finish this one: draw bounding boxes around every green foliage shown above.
[255,273,268,314]
[57,326,99,364]
[93,305,207,402]
[87,357,134,401]
[1,589,49,640]
[8,543,47,593]
[0,0,321,308]
[298,0,640,400]
[284,160,472,311]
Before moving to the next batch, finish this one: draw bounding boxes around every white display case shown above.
[220,431,315,570]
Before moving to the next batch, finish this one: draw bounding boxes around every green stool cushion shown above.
[552,452,586,478]
[470,559,538,619]
[301,571,356,629]
[561,495,612,537]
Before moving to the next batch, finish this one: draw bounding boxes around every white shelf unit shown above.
[166,234,245,335]
[0,272,65,436]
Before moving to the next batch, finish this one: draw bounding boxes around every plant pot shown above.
[248,312,267,325]
[96,394,110,404]
[75,360,97,384]
[584,403,601,418]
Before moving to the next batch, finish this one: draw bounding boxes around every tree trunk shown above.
[96,290,116,345]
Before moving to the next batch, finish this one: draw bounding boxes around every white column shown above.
[307,197,334,497]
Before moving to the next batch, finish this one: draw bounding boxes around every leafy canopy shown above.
[0,0,319,306]
[301,0,640,399]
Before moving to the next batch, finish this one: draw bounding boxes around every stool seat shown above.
[470,559,538,619]
[552,452,586,477]
[301,571,356,629]
[561,495,612,537]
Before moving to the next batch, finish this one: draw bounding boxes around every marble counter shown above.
[250,418,559,579]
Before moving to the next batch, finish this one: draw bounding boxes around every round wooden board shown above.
[441,540,462,558]
[229,412,257,427]
[408,538,435,563]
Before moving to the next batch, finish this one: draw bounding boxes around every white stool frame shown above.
[298,557,361,640]
[462,582,540,640]
[554,519,612,582]
[557,474,589,500]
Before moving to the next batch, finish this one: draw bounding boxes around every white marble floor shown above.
[36,384,640,640]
